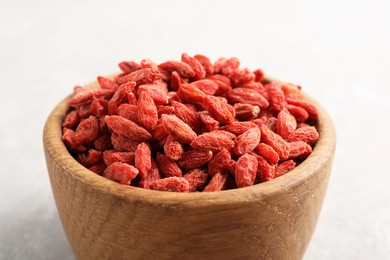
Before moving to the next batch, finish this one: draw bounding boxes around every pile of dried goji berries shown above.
[62,54,319,192]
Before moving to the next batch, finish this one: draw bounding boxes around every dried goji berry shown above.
[118,61,141,74]
[190,79,219,95]
[203,173,227,192]
[235,153,258,188]
[158,60,195,78]
[139,160,161,189]
[135,142,152,178]
[137,90,158,132]
[233,127,261,156]
[208,149,233,176]
[260,124,290,160]
[63,110,80,129]
[255,154,276,182]
[164,135,184,161]
[191,132,234,152]
[265,82,287,112]
[183,169,209,192]
[103,162,139,185]
[194,54,214,76]
[288,126,319,145]
[177,83,206,109]
[286,96,319,119]
[105,115,152,142]
[220,121,257,135]
[156,153,182,177]
[149,177,190,192]
[181,53,206,80]
[203,96,235,125]
[74,115,99,145]
[117,68,162,85]
[177,150,213,170]
[198,111,220,132]
[111,133,140,152]
[277,108,297,139]
[275,160,296,177]
[108,81,136,115]
[254,143,279,164]
[103,150,135,166]
[286,104,309,123]
[288,141,312,159]
[234,103,260,121]
[172,101,202,133]
[161,114,197,144]
[97,76,118,90]
[227,88,269,109]
[117,104,140,124]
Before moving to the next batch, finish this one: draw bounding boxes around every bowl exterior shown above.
[44,79,335,260]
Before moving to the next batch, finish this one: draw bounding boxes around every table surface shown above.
[1,1,389,259]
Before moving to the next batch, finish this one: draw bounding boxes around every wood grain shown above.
[43,77,336,260]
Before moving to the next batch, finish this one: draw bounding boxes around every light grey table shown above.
[1,1,389,259]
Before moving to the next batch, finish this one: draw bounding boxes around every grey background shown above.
[1,0,389,259]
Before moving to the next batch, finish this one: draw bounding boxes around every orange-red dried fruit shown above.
[97,76,118,90]
[234,127,261,156]
[277,108,297,139]
[286,104,309,123]
[118,61,141,74]
[117,68,162,85]
[203,96,235,125]
[105,115,152,142]
[156,153,182,177]
[254,143,279,164]
[208,149,233,177]
[111,133,140,152]
[158,60,195,78]
[255,154,276,182]
[194,54,214,76]
[177,83,206,109]
[190,79,219,95]
[74,115,99,145]
[234,103,260,121]
[103,162,139,185]
[149,177,190,192]
[137,90,158,132]
[139,160,161,189]
[203,173,227,192]
[288,126,319,145]
[63,110,80,129]
[135,142,152,178]
[108,81,136,115]
[275,160,296,177]
[288,141,312,159]
[191,132,234,152]
[161,114,197,144]
[198,111,220,132]
[286,96,319,119]
[235,153,258,188]
[103,150,135,166]
[117,104,139,124]
[63,54,320,192]
[265,82,287,112]
[172,101,202,133]
[181,53,206,80]
[227,88,269,109]
[183,169,209,192]
[220,121,257,135]
[177,150,213,170]
[164,135,184,161]
[260,124,290,161]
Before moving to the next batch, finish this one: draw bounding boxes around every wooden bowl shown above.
[43,77,336,260]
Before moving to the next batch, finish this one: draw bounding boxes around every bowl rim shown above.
[43,76,336,207]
